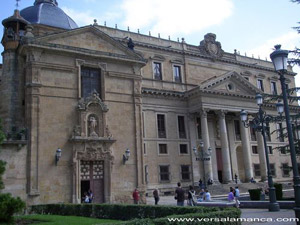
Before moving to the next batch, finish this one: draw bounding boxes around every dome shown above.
[20,0,78,30]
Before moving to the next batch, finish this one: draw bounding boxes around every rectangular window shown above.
[277,123,284,142]
[250,125,257,141]
[179,144,188,154]
[197,117,202,139]
[271,81,278,95]
[145,165,149,184]
[234,120,241,141]
[268,146,273,154]
[280,147,287,154]
[157,114,166,138]
[282,163,290,177]
[81,67,101,98]
[144,143,147,155]
[178,116,186,139]
[159,144,168,154]
[153,62,162,80]
[257,79,264,91]
[159,165,170,182]
[265,124,271,142]
[254,164,261,177]
[270,163,276,177]
[252,146,258,154]
[181,165,191,181]
[173,65,182,83]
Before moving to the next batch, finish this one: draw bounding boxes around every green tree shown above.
[0,118,25,223]
[290,0,300,66]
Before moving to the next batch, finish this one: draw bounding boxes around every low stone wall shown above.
[240,201,295,209]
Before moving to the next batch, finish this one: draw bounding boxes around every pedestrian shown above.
[250,177,256,183]
[132,188,139,204]
[207,178,213,185]
[84,192,90,203]
[203,189,211,201]
[234,174,238,184]
[198,189,205,202]
[153,188,160,205]
[228,187,234,202]
[88,189,93,203]
[234,186,240,208]
[199,179,203,188]
[175,182,185,206]
[187,185,196,206]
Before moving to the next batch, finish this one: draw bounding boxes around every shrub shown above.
[274,183,283,200]
[248,188,262,200]
[0,193,26,223]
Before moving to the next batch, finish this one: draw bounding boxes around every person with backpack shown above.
[174,182,185,206]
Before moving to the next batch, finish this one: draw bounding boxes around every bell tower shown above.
[0,9,28,135]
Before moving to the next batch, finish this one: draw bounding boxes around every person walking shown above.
[228,187,235,202]
[132,188,139,204]
[175,182,185,206]
[88,189,93,203]
[234,186,240,208]
[153,188,160,205]
[187,185,196,206]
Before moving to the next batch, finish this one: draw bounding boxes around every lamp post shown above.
[240,93,280,212]
[270,45,300,222]
[193,141,212,188]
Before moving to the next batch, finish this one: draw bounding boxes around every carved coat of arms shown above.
[199,33,224,58]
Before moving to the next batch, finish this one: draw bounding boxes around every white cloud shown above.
[120,0,234,37]
[61,7,121,27]
[247,31,300,86]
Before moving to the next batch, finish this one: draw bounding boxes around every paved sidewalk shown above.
[146,196,298,225]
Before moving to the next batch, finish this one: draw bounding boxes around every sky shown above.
[1,0,300,85]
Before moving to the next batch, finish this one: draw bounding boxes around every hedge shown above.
[119,208,241,225]
[248,188,262,200]
[31,204,219,220]
[274,183,283,200]
[30,204,241,224]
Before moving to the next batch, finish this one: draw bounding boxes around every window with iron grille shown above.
[159,144,168,154]
[179,144,188,154]
[178,116,186,139]
[234,120,241,140]
[252,146,258,154]
[181,165,191,181]
[81,67,101,98]
[197,117,202,139]
[173,65,182,83]
[250,125,257,141]
[257,79,264,92]
[254,164,261,177]
[268,146,273,154]
[157,114,166,138]
[145,165,149,184]
[159,165,170,182]
[282,163,290,177]
[265,124,271,142]
[277,123,284,142]
[271,81,277,95]
[153,62,162,80]
[270,163,276,177]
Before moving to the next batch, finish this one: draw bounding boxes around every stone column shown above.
[240,120,253,182]
[200,109,213,181]
[188,113,200,181]
[257,132,267,181]
[217,111,232,183]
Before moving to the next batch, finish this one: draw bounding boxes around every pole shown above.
[279,72,300,223]
[259,106,280,211]
[201,145,206,189]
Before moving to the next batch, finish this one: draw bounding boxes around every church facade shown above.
[0,0,298,205]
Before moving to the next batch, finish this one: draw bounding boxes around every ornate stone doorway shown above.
[80,160,104,203]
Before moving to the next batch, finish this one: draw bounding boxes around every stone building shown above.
[0,0,298,205]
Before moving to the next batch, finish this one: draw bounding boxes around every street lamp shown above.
[193,140,212,188]
[240,93,280,212]
[270,45,300,222]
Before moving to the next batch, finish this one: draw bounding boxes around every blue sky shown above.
[1,0,300,84]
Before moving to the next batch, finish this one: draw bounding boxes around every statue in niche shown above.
[89,116,98,137]
[105,125,112,139]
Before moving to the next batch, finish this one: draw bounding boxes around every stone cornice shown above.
[142,88,186,99]
[21,41,147,65]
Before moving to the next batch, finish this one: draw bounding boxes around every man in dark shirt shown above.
[175,182,185,206]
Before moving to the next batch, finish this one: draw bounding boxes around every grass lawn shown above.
[10,215,121,225]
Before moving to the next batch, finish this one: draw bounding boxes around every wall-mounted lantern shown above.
[55,148,62,166]
[123,148,130,164]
